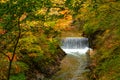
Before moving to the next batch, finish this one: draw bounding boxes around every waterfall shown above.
[61,37,89,54]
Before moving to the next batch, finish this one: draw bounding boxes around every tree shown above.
[0,0,60,80]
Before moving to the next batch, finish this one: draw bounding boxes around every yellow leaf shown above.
[19,12,27,21]
[28,53,38,57]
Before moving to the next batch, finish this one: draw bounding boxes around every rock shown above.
[86,49,96,71]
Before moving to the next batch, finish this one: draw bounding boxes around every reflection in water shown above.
[51,53,89,80]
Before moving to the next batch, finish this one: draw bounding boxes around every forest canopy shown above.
[0,0,120,80]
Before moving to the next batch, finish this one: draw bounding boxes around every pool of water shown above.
[51,54,90,80]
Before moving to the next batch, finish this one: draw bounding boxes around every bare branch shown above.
[0,51,11,60]
[7,16,21,80]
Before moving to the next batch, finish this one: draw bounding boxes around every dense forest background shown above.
[0,0,120,80]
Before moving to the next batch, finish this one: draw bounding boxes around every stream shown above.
[51,37,90,80]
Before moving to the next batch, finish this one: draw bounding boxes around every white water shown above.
[61,47,89,55]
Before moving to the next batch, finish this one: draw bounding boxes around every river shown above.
[50,37,90,80]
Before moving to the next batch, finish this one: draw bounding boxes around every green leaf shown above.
[10,73,26,80]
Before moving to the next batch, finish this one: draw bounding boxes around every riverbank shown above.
[25,46,66,80]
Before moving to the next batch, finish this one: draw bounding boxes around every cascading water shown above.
[51,37,90,80]
[61,37,89,54]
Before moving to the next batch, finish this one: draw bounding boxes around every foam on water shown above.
[61,47,89,55]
